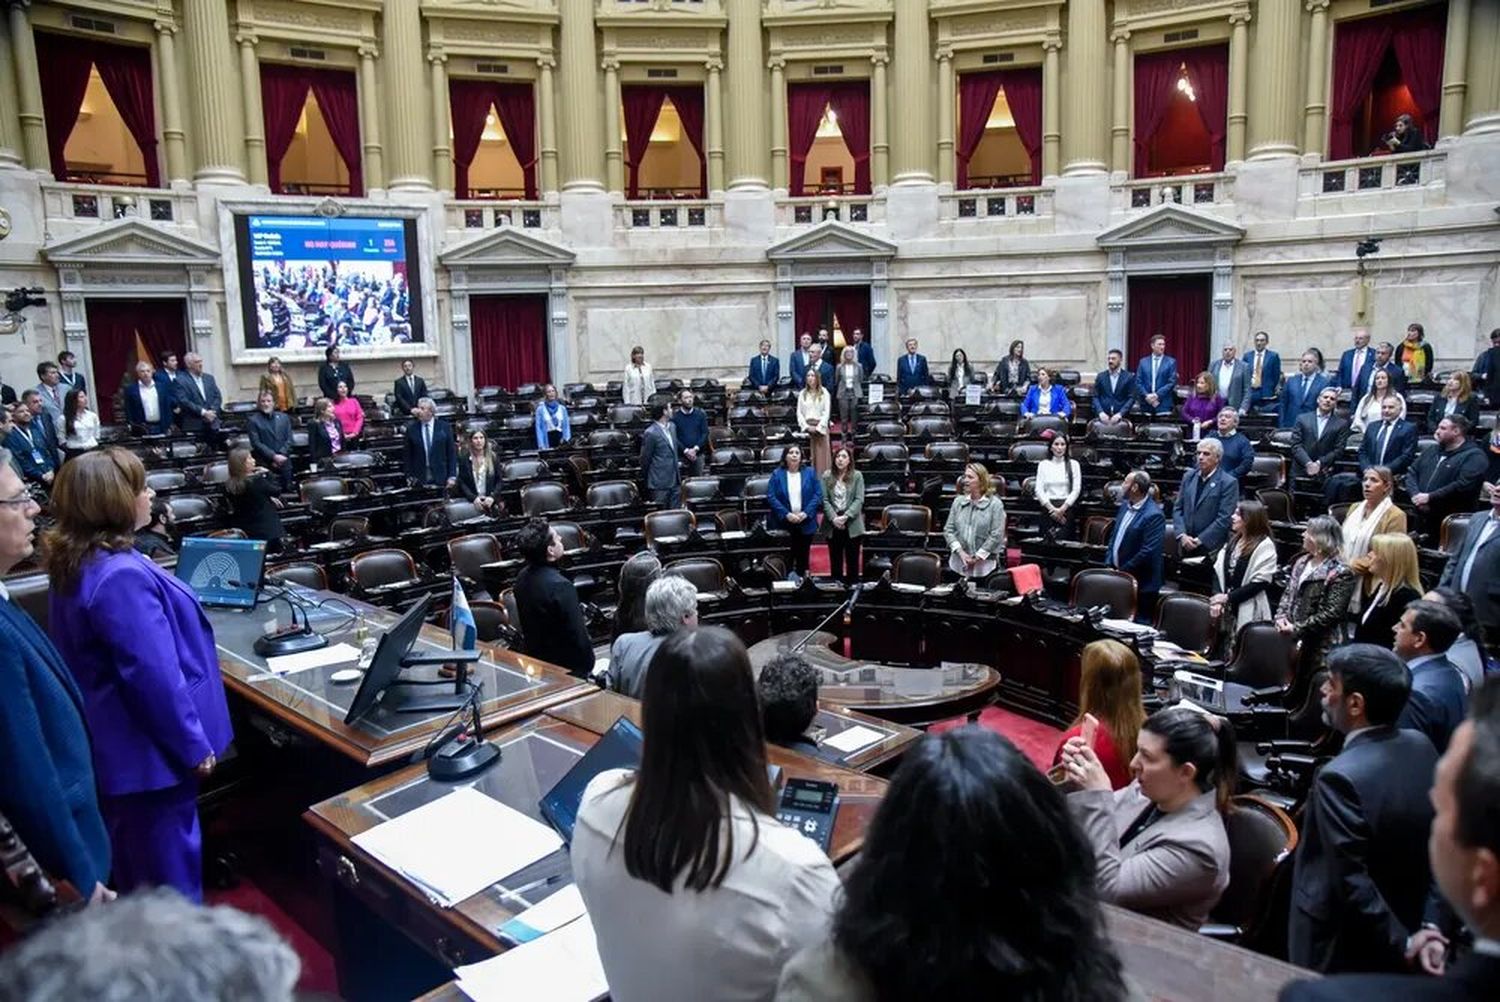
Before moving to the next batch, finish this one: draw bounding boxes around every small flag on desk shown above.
[451,576,477,651]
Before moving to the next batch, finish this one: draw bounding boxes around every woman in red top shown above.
[1052,639,1145,790]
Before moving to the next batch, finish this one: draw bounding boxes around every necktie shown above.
[409,376,415,393]
[1303,375,1311,398]
[1378,422,1392,463]
[1252,352,1263,389]
[1351,349,1364,389]
[423,422,432,464]
[1460,518,1499,590]
[1151,357,1159,390]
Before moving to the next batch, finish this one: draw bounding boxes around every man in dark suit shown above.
[1279,350,1332,429]
[1134,334,1178,416]
[640,402,681,508]
[246,389,295,492]
[1093,349,1137,424]
[788,333,815,387]
[809,345,834,390]
[1438,483,1500,643]
[1173,438,1240,556]
[748,339,780,394]
[55,350,86,396]
[1405,416,1487,543]
[392,358,427,416]
[1336,329,1377,398]
[123,362,173,436]
[0,380,15,406]
[1212,342,1250,414]
[1246,330,1283,414]
[1283,680,1500,1001]
[1292,387,1351,481]
[1373,342,1408,393]
[403,398,457,488]
[317,344,355,401]
[511,518,595,678]
[14,391,60,472]
[155,351,180,425]
[1106,470,1165,621]
[1473,331,1500,407]
[1394,600,1470,755]
[1287,644,1442,974]
[896,337,930,396]
[1358,395,1419,477]
[850,328,876,377]
[174,353,226,446]
[1208,408,1255,481]
[4,401,55,489]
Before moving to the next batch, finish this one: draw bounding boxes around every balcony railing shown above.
[776,193,880,226]
[617,198,720,229]
[940,185,1054,221]
[446,200,554,231]
[1114,171,1234,211]
[39,181,195,227]
[1297,150,1445,201]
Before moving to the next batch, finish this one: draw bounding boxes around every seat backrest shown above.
[502,458,550,482]
[350,548,419,590]
[166,494,215,521]
[891,550,942,588]
[714,509,744,533]
[1210,795,1299,930]
[1081,515,1115,545]
[207,528,248,539]
[1256,489,1292,522]
[4,572,51,632]
[587,429,630,449]
[520,481,570,516]
[760,444,787,466]
[270,561,328,591]
[467,600,510,645]
[712,445,755,466]
[609,404,645,425]
[665,557,727,593]
[145,469,187,492]
[586,480,640,508]
[328,515,370,541]
[910,401,951,416]
[1071,568,1138,620]
[882,504,932,533]
[299,476,348,504]
[869,421,907,441]
[681,477,722,503]
[644,508,697,543]
[1087,419,1133,440]
[1009,442,1050,463]
[1154,592,1216,654]
[864,442,909,463]
[867,400,901,418]
[1225,621,1297,688]
[1246,455,1285,490]
[742,475,771,499]
[328,451,379,470]
[443,499,482,524]
[908,416,954,438]
[1142,424,1182,443]
[552,521,591,552]
[1026,414,1068,437]
[925,441,969,463]
[1441,513,1472,554]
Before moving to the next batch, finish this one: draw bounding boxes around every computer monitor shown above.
[343,594,442,725]
[175,537,268,609]
[539,715,645,843]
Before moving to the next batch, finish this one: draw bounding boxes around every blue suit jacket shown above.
[1336,347,1377,397]
[1279,372,1332,428]
[1356,419,1419,476]
[1134,355,1178,415]
[1173,468,1240,553]
[6,425,57,482]
[1092,368,1137,417]
[0,598,111,892]
[1397,656,1468,754]
[788,350,813,387]
[767,466,822,534]
[404,418,459,484]
[1022,383,1072,418]
[748,353,780,388]
[855,341,876,377]
[48,550,233,797]
[123,381,173,434]
[896,353,930,394]
[1246,349,1283,405]
[1107,498,1165,594]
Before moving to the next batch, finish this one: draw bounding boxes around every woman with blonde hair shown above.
[224,446,285,548]
[1340,465,1407,608]
[796,368,832,475]
[1351,533,1423,645]
[1050,640,1145,790]
[1425,370,1481,434]
[1210,500,1278,647]
[943,463,1006,580]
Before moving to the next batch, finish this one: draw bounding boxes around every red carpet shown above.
[931,706,1065,773]
[208,881,338,996]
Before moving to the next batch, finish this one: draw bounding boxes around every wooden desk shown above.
[206,590,592,768]
[305,715,886,999]
[546,689,923,774]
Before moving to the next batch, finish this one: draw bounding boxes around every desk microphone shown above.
[233,579,330,658]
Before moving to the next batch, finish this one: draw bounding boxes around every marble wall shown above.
[896,286,1101,371]
[577,294,773,384]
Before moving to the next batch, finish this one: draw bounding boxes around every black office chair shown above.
[891,551,942,588]
[1070,568,1137,620]
[644,509,697,544]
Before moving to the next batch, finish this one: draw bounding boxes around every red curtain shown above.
[1133,49,1188,177]
[794,287,829,343]
[260,64,362,194]
[83,298,187,422]
[492,83,538,199]
[622,86,669,199]
[1329,17,1397,160]
[449,79,495,199]
[1182,45,1229,171]
[1390,5,1447,143]
[471,295,549,390]
[93,42,161,187]
[35,34,161,187]
[829,287,870,343]
[999,69,1044,185]
[955,72,1005,189]
[1127,276,1210,385]
[827,82,871,194]
[664,86,707,197]
[310,70,362,195]
[787,83,832,196]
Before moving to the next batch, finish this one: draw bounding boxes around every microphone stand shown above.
[249,580,330,657]
[424,680,501,780]
[790,582,864,653]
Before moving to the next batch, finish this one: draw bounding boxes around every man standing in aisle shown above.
[1093,349,1136,424]
[246,390,296,492]
[403,397,457,489]
[1173,438,1239,556]
[1134,334,1177,416]
[1246,330,1283,414]
[640,402,681,508]
[392,358,427,417]
[174,353,226,448]
[672,389,708,478]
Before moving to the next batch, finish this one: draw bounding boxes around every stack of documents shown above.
[455,913,607,1002]
[351,788,563,907]
[823,724,886,755]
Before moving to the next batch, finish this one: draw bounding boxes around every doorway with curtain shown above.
[84,298,188,423]
[470,294,549,391]
[1126,275,1210,381]
[793,286,870,355]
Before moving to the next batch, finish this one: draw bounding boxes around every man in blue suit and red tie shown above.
[1106,470,1166,621]
[1134,334,1178,416]
[896,337,930,396]
[748,339,780,393]
[1279,350,1332,429]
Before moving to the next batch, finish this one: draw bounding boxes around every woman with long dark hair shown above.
[821,446,866,585]
[574,627,838,1002]
[1034,432,1081,541]
[779,727,1127,1001]
[456,429,504,514]
[330,380,364,443]
[768,444,822,581]
[58,388,100,460]
[224,446,285,548]
[993,339,1031,397]
[611,550,663,641]
[946,348,974,403]
[307,397,343,465]
[1210,500,1277,647]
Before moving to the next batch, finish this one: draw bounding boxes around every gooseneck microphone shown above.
[233,577,331,658]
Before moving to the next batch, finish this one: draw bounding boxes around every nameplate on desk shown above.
[867,383,884,404]
[965,385,983,406]
[717,530,748,541]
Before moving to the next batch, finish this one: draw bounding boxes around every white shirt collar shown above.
[0,579,9,601]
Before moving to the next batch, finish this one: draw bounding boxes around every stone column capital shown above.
[358,43,379,59]
[6,1,31,12]
[1302,0,1329,13]
[154,18,178,36]
[935,45,953,62]
[1110,27,1131,44]
[767,56,786,71]
[1042,33,1062,52]
[537,55,557,70]
[705,58,723,72]
[870,54,889,68]
[235,31,258,48]
[1229,7,1252,26]
[601,57,620,71]
[426,49,446,65]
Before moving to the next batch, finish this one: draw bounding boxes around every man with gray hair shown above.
[0,888,300,1002]
[1173,437,1239,556]
[403,396,457,488]
[605,574,699,698]
[174,352,226,447]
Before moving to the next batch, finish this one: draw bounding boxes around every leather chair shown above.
[1201,795,1299,944]
[905,385,940,401]
[908,417,954,439]
[170,440,205,459]
[1082,515,1115,545]
[1155,592,1216,654]
[501,415,534,435]
[1244,455,1286,492]
[198,460,230,485]
[206,528,248,539]
[586,480,640,508]
[349,548,420,591]
[665,557,727,594]
[466,599,515,645]
[587,429,630,449]
[1441,513,1472,554]
[910,401,951,417]
[644,508,697,544]
[329,451,379,470]
[881,504,932,534]
[520,481,570,517]
[166,495,215,521]
[1267,429,1298,450]
[269,561,327,591]
[1256,489,1292,523]
[552,521,592,553]
[145,469,187,492]
[681,477,722,505]
[608,405,645,425]
[328,515,370,541]
[568,413,594,435]
[299,476,348,504]
[760,444,787,466]
[442,499,482,524]
[867,401,901,418]
[1101,481,1126,506]
[503,458,550,483]
[711,446,756,467]
[742,475,771,500]
[863,442,909,464]
[714,509,744,533]
[1009,442,1049,463]
[869,421,907,440]
[1025,414,1069,437]
[448,533,502,583]
[891,550,942,588]
[925,441,969,463]
[1087,419,1134,441]
[1141,424,1183,443]
[1071,568,1138,620]
[1224,621,1297,688]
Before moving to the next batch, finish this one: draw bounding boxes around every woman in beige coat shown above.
[942,463,1006,580]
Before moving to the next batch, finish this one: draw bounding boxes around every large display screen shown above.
[234,214,424,350]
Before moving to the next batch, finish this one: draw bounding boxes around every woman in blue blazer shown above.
[1020,367,1074,420]
[767,444,822,580]
[44,449,233,903]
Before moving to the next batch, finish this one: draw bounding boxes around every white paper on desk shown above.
[264,642,360,675]
[455,914,607,1002]
[1101,617,1157,637]
[498,884,587,944]
[823,724,886,755]
[352,788,563,908]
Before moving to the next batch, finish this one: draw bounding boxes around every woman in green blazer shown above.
[822,447,866,585]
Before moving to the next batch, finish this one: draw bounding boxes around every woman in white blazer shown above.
[621,345,654,406]
[797,369,832,475]
[1210,500,1278,651]
[1350,369,1405,432]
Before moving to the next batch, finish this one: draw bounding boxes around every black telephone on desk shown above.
[776,778,840,854]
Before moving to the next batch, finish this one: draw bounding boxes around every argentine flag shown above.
[450,576,478,651]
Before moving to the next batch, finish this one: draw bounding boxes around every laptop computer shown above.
[174,536,268,609]
[539,715,645,843]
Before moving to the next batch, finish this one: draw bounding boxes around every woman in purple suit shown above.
[43,449,232,902]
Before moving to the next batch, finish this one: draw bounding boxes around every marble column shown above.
[1465,0,1500,134]
[380,0,430,189]
[706,59,724,193]
[182,0,246,182]
[557,0,604,190]
[358,45,384,191]
[1042,35,1061,177]
[237,33,267,186]
[769,57,787,191]
[724,0,768,189]
[1061,0,1108,174]
[155,20,188,183]
[936,47,954,186]
[891,0,933,182]
[1110,29,1131,174]
[1246,0,1300,158]
[1227,8,1250,162]
[8,1,49,171]
[1439,0,1471,140]
[537,56,559,193]
[871,55,889,187]
[602,59,622,195]
[1300,1,1328,157]
[429,51,450,190]
[0,14,20,166]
